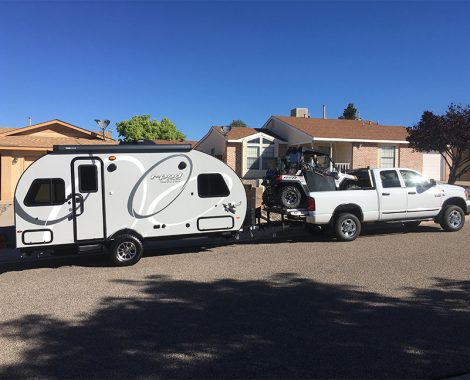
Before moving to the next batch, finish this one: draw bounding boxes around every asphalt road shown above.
[0,221,469,379]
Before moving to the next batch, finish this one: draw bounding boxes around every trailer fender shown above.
[108,229,144,243]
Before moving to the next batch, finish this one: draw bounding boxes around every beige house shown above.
[0,119,115,202]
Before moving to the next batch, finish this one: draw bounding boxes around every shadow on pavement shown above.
[0,274,469,378]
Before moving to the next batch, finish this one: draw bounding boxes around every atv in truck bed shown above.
[262,147,357,209]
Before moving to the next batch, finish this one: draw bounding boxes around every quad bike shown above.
[262,147,357,209]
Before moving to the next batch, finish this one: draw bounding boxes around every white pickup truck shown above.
[305,168,470,241]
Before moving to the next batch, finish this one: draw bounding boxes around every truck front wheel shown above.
[334,213,361,241]
[439,205,465,232]
[109,234,144,266]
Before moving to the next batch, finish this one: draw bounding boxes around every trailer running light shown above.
[307,197,316,211]
[109,155,116,161]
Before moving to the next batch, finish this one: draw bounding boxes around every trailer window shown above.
[24,178,66,206]
[197,174,230,197]
[78,165,98,192]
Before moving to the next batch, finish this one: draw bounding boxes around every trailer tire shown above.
[109,234,143,266]
[279,185,303,209]
[439,205,465,232]
[334,213,361,242]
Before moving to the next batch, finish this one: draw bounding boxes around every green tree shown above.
[229,119,247,128]
[116,115,186,142]
[339,103,357,120]
[407,104,470,184]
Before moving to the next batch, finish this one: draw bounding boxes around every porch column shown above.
[0,152,13,201]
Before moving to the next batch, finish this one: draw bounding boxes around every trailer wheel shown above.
[110,234,143,266]
[334,213,361,242]
[439,205,465,232]
[279,185,302,209]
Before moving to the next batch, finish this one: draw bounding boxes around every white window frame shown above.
[239,133,281,177]
[379,145,397,168]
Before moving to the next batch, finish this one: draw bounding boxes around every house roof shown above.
[272,116,409,142]
[0,119,116,150]
[212,126,286,141]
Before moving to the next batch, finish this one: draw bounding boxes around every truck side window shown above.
[24,178,66,206]
[78,165,98,193]
[198,173,230,197]
[380,170,401,188]
[399,170,425,187]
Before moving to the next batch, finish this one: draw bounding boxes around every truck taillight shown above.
[276,175,283,181]
[307,197,316,211]
[466,188,470,200]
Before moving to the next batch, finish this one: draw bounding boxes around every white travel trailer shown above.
[14,143,247,265]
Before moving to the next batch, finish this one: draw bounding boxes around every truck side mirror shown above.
[429,179,436,186]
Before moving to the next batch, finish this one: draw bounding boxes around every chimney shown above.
[290,108,309,118]
[28,116,32,126]
[322,104,327,119]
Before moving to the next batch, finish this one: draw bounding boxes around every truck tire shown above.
[279,185,302,209]
[334,213,361,242]
[439,205,465,232]
[109,234,143,266]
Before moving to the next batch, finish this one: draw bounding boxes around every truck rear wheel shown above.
[334,213,361,242]
[109,234,143,266]
[439,205,465,232]
[279,185,302,209]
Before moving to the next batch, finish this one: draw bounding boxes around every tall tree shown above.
[407,104,470,184]
[116,115,186,142]
[229,119,247,128]
[339,103,357,120]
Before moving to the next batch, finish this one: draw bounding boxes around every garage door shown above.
[422,153,442,181]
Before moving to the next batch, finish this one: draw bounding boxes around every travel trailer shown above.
[14,143,247,265]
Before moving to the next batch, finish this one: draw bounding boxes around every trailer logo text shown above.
[150,173,184,183]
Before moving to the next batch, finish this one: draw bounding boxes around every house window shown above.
[197,173,230,197]
[24,178,66,207]
[246,136,276,170]
[379,146,396,168]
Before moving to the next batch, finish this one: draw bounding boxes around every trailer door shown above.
[71,158,105,242]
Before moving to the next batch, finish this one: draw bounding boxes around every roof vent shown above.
[290,108,309,118]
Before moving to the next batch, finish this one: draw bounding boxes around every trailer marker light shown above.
[109,155,116,161]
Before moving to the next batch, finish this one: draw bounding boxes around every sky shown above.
[1,1,469,140]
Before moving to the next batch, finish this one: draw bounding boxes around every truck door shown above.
[378,169,407,220]
[399,169,441,218]
[71,158,105,242]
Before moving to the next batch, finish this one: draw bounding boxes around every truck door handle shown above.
[408,191,416,195]
[382,193,390,196]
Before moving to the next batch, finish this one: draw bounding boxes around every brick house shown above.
[263,109,444,180]
[195,126,288,180]
[0,119,115,202]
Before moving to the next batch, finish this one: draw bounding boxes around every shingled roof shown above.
[212,126,286,141]
[273,116,409,142]
[0,119,116,149]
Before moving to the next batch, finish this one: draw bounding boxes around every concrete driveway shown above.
[0,220,469,378]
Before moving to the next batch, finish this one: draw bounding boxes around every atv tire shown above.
[279,185,303,209]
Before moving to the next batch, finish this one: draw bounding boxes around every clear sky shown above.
[1,1,469,140]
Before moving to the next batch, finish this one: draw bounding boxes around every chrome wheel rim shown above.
[448,210,462,228]
[341,218,357,237]
[116,241,137,262]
